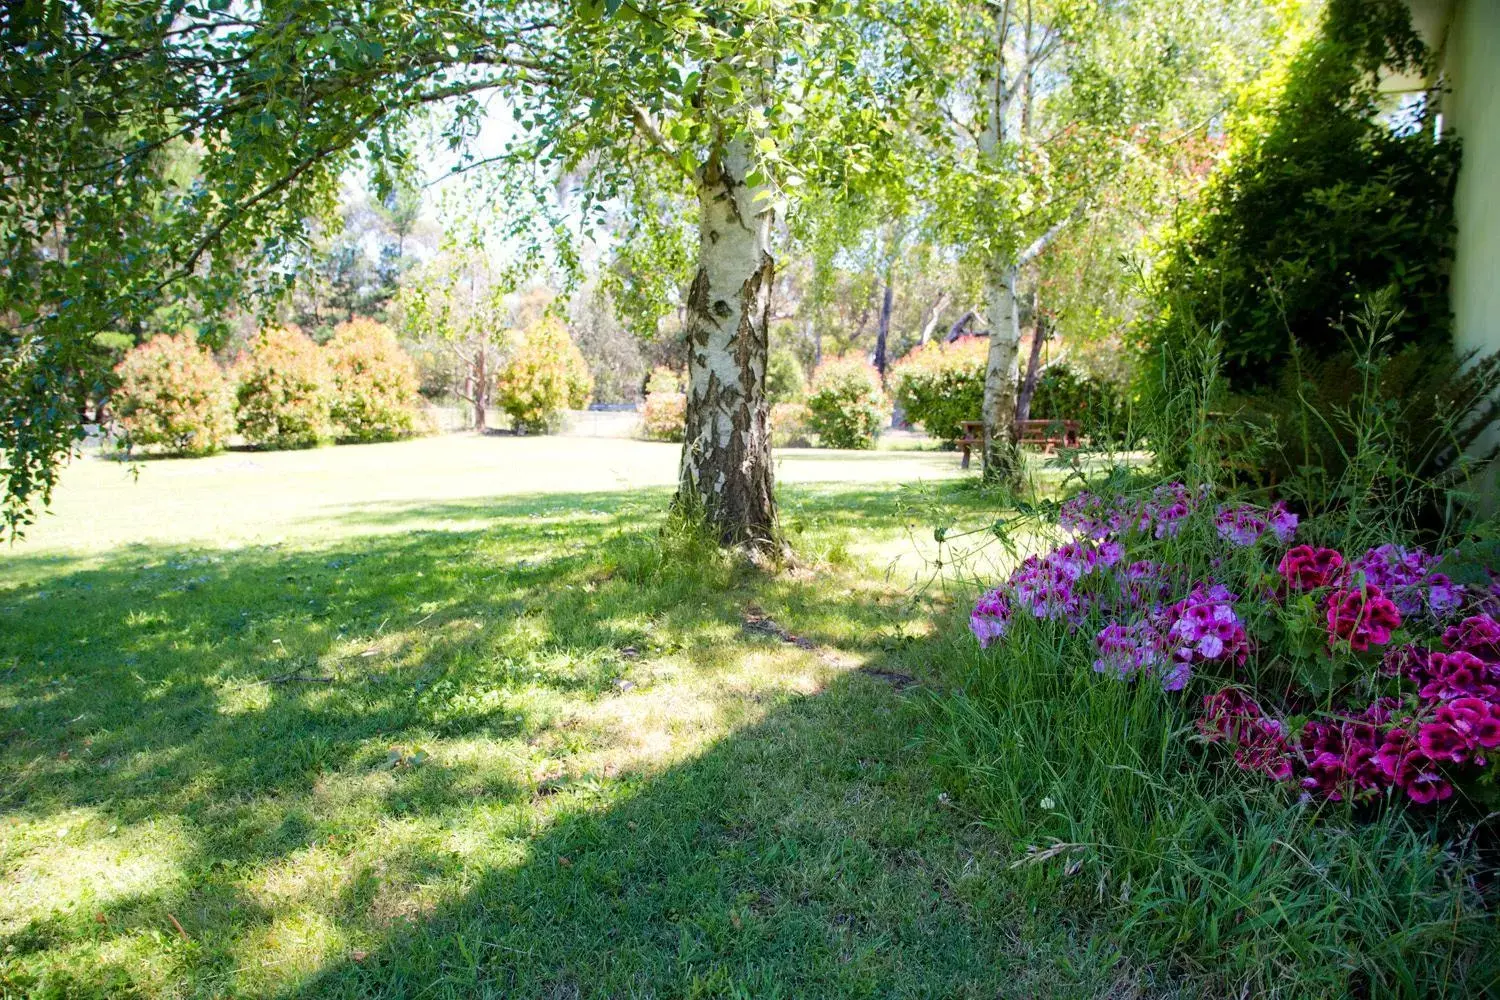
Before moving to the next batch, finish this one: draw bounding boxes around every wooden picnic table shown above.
[958,418,1081,469]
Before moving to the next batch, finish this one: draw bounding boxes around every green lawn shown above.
[1,436,1113,999]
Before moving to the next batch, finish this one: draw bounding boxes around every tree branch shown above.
[1017,199,1087,267]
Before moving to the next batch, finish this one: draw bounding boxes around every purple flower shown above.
[1214,504,1267,547]
[1267,501,1299,543]
[970,589,1012,649]
[1093,620,1164,680]
[1164,585,1249,669]
[1351,544,1439,617]
[1213,501,1297,547]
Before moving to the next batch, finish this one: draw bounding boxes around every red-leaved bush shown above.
[112,333,233,456]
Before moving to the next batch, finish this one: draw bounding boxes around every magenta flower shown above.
[1435,697,1500,750]
[1372,728,1454,804]
[1414,650,1497,701]
[1198,689,1292,779]
[1325,584,1402,652]
[1416,719,1472,764]
[1442,614,1500,662]
[1277,545,1345,592]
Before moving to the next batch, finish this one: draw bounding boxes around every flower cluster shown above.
[972,482,1500,808]
[1204,615,1500,804]
[1325,585,1403,652]
[1215,501,1298,547]
[970,590,1012,650]
[1350,544,1465,619]
[1277,546,1345,591]
[1199,689,1294,781]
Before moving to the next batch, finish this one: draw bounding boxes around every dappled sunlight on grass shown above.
[2,437,1099,996]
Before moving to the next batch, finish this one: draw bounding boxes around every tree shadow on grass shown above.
[269,665,1120,1000]
[1,482,1115,997]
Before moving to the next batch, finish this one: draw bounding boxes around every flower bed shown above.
[970,483,1500,808]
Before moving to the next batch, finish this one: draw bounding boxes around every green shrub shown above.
[888,336,987,447]
[494,317,593,434]
[112,333,232,456]
[766,348,807,403]
[325,318,424,443]
[639,366,686,442]
[806,355,888,450]
[233,326,333,450]
[1143,0,1455,398]
[1029,362,1126,436]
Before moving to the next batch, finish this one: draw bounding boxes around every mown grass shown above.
[0,438,1128,999]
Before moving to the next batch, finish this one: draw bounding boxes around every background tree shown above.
[891,0,1286,482]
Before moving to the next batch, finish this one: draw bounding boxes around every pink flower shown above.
[1416,719,1472,764]
[1325,585,1402,652]
[1435,698,1500,750]
[1198,689,1292,779]
[1277,545,1345,591]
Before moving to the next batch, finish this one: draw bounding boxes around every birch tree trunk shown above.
[677,136,777,547]
[981,260,1024,482]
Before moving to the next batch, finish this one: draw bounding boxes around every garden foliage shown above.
[940,478,1500,994]
[891,338,1121,447]
[766,347,807,404]
[233,326,333,450]
[806,355,887,450]
[639,366,686,443]
[770,401,812,448]
[112,333,232,456]
[494,317,593,434]
[888,336,986,447]
[1143,0,1457,397]
[324,318,424,443]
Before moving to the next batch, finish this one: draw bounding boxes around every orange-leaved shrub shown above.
[806,355,888,449]
[112,333,233,456]
[639,366,686,442]
[233,325,333,450]
[494,317,593,434]
[324,318,424,442]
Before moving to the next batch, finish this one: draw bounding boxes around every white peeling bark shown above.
[677,136,777,546]
[981,260,1023,482]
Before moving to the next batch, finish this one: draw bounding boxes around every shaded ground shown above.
[0,438,1123,998]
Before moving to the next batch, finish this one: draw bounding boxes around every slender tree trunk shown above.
[874,273,894,375]
[473,348,488,433]
[1016,312,1048,424]
[981,259,1023,483]
[677,137,777,548]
